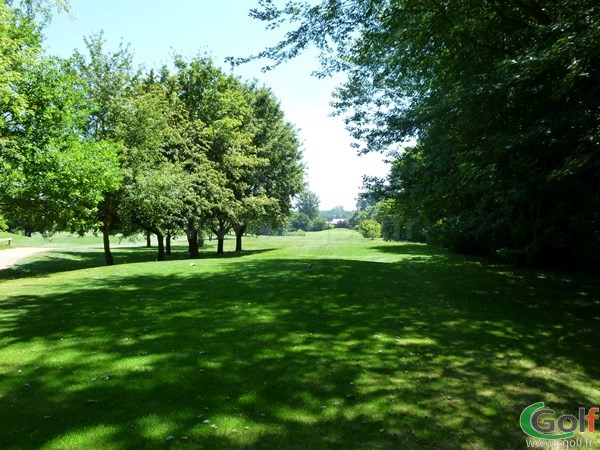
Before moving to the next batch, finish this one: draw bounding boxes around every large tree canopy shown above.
[245,0,599,267]
[2,3,306,262]
[175,56,304,254]
[0,4,122,235]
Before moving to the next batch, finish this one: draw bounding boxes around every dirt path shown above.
[0,247,51,271]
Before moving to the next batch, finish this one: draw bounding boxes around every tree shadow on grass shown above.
[369,243,462,266]
[194,248,277,260]
[370,243,446,257]
[0,246,276,281]
[0,254,599,448]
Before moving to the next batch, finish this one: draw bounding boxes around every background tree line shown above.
[244,0,599,269]
[261,191,354,234]
[0,1,304,264]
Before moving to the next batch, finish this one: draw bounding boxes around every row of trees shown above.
[288,191,355,232]
[0,2,304,264]
[288,191,330,232]
[349,195,425,242]
[245,0,599,268]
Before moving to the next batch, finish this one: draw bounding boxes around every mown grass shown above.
[0,229,599,449]
[0,231,109,249]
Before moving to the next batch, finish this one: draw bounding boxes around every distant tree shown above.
[290,212,311,231]
[355,187,378,212]
[358,220,381,240]
[321,205,353,222]
[296,191,320,221]
[349,205,377,229]
[311,217,332,232]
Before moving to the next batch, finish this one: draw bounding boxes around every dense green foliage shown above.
[295,190,320,221]
[247,0,599,268]
[174,57,304,253]
[320,205,353,222]
[357,219,381,239]
[0,4,304,262]
[289,211,312,231]
[1,230,599,447]
[0,5,122,236]
[285,190,340,232]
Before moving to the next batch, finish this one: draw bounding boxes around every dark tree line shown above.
[243,0,599,268]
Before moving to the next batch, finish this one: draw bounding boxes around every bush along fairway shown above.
[0,229,598,449]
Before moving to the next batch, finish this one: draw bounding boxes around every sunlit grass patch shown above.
[0,230,599,448]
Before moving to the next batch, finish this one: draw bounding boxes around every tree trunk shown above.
[156,232,165,261]
[234,224,247,253]
[102,211,114,266]
[166,232,172,256]
[187,225,200,258]
[146,232,151,247]
[212,219,230,255]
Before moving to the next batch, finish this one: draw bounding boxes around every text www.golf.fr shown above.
[526,438,598,448]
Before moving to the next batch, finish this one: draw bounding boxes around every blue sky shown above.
[43,0,389,211]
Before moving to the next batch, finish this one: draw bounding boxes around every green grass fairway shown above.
[1,229,599,448]
[0,231,107,249]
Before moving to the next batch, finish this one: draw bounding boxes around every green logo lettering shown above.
[520,402,575,440]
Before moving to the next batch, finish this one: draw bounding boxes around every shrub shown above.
[357,220,382,239]
[311,217,333,231]
[290,212,312,231]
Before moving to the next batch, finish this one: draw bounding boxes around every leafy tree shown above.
[246,0,600,268]
[295,191,320,221]
[290,212,311,231]
[70,32,137,265]
[321,205,352,222]
[232,84,304,252]
[119,163,195,261]
[311,217,332,232]
[175,56,251,255]
[117,79,179,259]
[1,6,122,236]
[175,57,304,255]
[358,220,381,240]
[147,67,218,258]
[116,68,226,260]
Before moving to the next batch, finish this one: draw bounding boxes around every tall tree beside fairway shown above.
[0,3,122,235]
[150,69,226,258]
[117,79,178,261]
[175,57,260,255]
[232,84,304,252]
[119,163,196,261]
[118,72,227,260]
[70,32,137,265]
[245,0,600,267]
[296,191,320,221]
